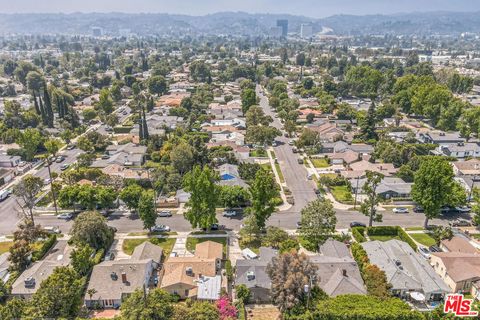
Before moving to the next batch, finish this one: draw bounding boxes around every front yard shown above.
[186,237,227,256]
[330,185,353,203]
[408,232,436,247]
[122,238,176,256]
[0,241,13,254]
[310,157,330,168]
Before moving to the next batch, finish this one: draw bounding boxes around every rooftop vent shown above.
[24,277,35,288]
[110,272,118,280]
[247,271,255,281]
[186,267,193,276]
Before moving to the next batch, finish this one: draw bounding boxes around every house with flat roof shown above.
[310,239,366,297]
[235,247,278,303]
[362,240,450,301]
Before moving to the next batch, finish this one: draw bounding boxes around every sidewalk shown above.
[267,147,292,212]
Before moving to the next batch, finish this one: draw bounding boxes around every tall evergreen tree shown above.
[43,86,54,127]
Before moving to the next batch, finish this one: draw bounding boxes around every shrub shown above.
[113,126,133,134]
[235,284,251,304]
[92,248,105,265]
[225,259,233,281]
[279,238,300,253]
[351,243,369,271]
[352,227,367,243]
[32,235,56,262]
[366,226,398,236]
[397,228,417,251]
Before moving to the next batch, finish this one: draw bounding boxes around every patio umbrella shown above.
[410,292,426,301]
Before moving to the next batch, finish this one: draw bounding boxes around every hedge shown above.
[351,243,370,271]
[32,235,57,262]
[352,227,367,243]
[225,259,233,281]
[113,126,133,134]
[397,228,418,251]
[92,248,105,265]
[366,226,417,251]
[366,226,398,236]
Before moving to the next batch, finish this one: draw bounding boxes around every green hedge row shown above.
[32,235,57,262]
[113,126,133,134]
[352,227,367,243]
[366,226,398,236]
[366,226,417,251]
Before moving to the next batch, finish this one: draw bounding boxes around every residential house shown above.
[101,164,149,181]
[351,177,412,199]
[217,164,248,188]
[440,236,478,254]
[328,150,360,165]
[452,159,480,176]
[85,242,163,308]
[91,152,144,168]
[342,160,397,179]
[306,121,344,142]
[362,240,450,301]
[206,141,250,161]
[310,239,366,296]
[235,247,278,303]
[0,252,10,283]
[0,155,21,168]
[11,240,71,299]
[430,252,480,294]
[418,131,465,145]
[438,142,480,159]
[160,241,223,300]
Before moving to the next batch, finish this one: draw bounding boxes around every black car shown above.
[202,223,221,231]
[350,222,367,228]
[429,245,442,253]
[413,206,424,213]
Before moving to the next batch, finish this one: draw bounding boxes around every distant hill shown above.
[0,11,479,36]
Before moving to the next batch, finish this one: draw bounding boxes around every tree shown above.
[431,226,454,246]
[0,298,26,320]
[70,211,114,250]
[216,296,237,320]
[472,188,480,226]
[120,288,176,320]
[218,185,249,208]
[96,88,113,114]
[183,166,219,229]
[96,186,117,210]
[412,157,465,229]
[345,65,383,98]
[363,264,391,298]
[247,169,278,229]
[263,226,289,249]
[235,284,251,304]
[360,171,384,227]
[266,251,318,312]
[8,240,31,271]
[299,199,337,250]
[170,141,195,175]
[17,128,44,161]
[360,102,378,140]
[241,88,256,114]
[25,267,84,319]
[138,190,157,231]
[120,184,144,211]
[13,174,44,224]
[147,75,167,96]
[70,244,94,276]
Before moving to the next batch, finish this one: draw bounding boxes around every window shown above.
[185,289,189,297]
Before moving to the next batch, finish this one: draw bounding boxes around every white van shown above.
[0,190,9,202]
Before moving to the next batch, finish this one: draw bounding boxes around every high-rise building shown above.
[276,19,288,37]
[300,24,313,39]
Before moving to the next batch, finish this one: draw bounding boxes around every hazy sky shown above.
[1,0,480,18]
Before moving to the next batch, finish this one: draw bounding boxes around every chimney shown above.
[342,269,347,277]
[121,272,127,283]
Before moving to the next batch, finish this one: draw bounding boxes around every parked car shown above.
[393,207,409,214]
[297,158,304,164]
[288,140,294,146]
[306,174,313,180]
[222,210,237,217]
[449,218,471,227]
[429,245,442,253]
[455,206,471,213]
[43,226,61,234]
[60,163,69,171]
[296,221,302,229]
[66,144,76,150]
[292,147,298,153]
[314,188,321,195]
[350,222,366,228]
[44,178,52,185]
[158,210,172,217]
[104,252,115,261]
[0,190,10,202]
[413,206,424,213]
[441,206,458,214]
[418,247,431,260]
[101,154,110,160]
[152,225,171,232]
[57,212,73,220]
[272,141,278,147]
[55,156,65,163]
[203,223,220,231]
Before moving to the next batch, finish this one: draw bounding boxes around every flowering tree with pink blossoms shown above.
[216,295,238,320]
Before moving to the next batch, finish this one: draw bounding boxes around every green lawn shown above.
[0,241,13,254]
[260,163,273,172]
[409,232,436,247]
[310,158,330,168]
[122,238,176,256]
[186,237,227,256]
[471,234,480,240]
[330,185,353,203]
[269,150,277,159]
[404,227,425,231]
[250,149,268,157]
[274,163,285,183]
[369,235,401,242]
[127,231,177,236]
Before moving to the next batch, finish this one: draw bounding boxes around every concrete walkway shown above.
[267,147,292,212]
[171,232,193,257]
[227,231,243,266]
